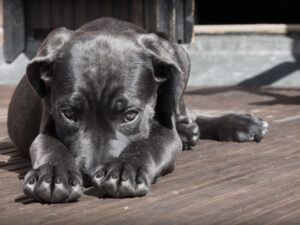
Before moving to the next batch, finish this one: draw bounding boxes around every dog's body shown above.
[7,18,268,203]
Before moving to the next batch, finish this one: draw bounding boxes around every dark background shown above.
[195,0,300,24]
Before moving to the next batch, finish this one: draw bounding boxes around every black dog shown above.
[7,18,268,203]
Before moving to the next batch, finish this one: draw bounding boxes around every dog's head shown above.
[26,20,189,171]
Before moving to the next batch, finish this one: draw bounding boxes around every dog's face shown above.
[26,23,188,174]
[50,35,158,166]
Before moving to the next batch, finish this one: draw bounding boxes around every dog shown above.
[7,18,268,203]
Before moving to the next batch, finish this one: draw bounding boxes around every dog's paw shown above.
[176,116,200,150]
[217,113,269,142]
[91,159,150,198]
[23,164,83,203]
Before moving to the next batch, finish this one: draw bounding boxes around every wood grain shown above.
[0,85,300,225]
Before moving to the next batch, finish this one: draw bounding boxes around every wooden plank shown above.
[35,0,52,40]
[39,0,51,30]
[175,0,184,43]
[3,0,25,63]
[194,24,300,34]
[74,0,87,28]
[61,0,74,28]
[86,0,100,22]
[143,0,194,42]
[0,0,3,27]
[156,0,176,41]
[143,0,157,33]
[99,0,113,18]
[25,0,40,36]
[129,0,144,27]
[113,0,129,21]
[1,86,300,225]
[184,0,194,43]
[51,0,62,28]
[0,0,3,44]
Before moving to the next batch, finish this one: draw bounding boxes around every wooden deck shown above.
[1,85,300,225]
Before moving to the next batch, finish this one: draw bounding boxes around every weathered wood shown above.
[156,0,175,41]
[144,0,157,33]
[26,0,40,36]
[86,0,100,22]
[99,0,113,18]
[61,0,74,29]
[129,0,144,27]
[144,0,194,43]
[1,85,300,225]
[51,0,62,28]
[113,0,129,21]
[74,0,87,28]
[0,0,3,27]
[194,24,300,34]
[3,0,25,63]
[3,0,194,61]
[184,0,194,43]
[175,0,184,43]
[40,0,51,30]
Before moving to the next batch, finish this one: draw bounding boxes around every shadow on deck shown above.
[1,86,300,225]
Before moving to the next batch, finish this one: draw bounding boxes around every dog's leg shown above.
[195,113,269,142]
[23,134,83,203]
[91,123,182,198]
[176,99,200,150]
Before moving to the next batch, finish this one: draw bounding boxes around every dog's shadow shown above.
[0,137,31,179]
[0,137,109,204]
[84,187,104,198]
[14,195,35,205]
[0,137,33,204]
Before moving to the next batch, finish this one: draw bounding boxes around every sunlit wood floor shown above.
[1,85,300,225]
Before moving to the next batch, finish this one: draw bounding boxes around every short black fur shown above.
[7,18,268,203]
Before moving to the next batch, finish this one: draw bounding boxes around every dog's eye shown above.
[62,109,77,121]
[123,110,138,123]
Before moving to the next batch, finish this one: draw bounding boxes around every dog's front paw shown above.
[23,164,83,203]
[176,116,200,150]
[91,159,151,198]
[218,113,269,142]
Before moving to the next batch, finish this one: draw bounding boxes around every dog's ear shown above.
[26,27,73,98]
[139,33,190,127]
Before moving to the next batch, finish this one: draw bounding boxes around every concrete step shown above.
[1,34,300,86]
[0,45,29,85]
[183,34,300,87]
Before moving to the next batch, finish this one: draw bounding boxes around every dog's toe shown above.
[261,121,269,135]
[92,161,150,198]
[23,171,40,200]
[176,116,200,150]
[23,165,83,203]
[217,113,269,142]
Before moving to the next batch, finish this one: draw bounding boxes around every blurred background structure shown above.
[1,0,300,87]
[1,2,300,224]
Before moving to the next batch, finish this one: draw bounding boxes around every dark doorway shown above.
[195,0,300,25]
